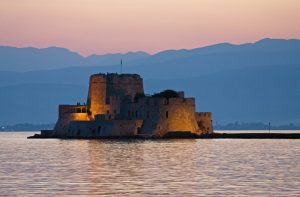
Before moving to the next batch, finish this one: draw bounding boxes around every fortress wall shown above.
[87,74,107,118]
[67,119,143,137]
[107,95,121,116]
[67,121,90,137]
[137,105,160,135]
[121,97,161,120]
[120,97,161,135]
[120,97,200,137]
[109,119,143,136]
[54,112,89,136]
[154,98,200,137]
[195,112,213,134]
[66,120,104,137]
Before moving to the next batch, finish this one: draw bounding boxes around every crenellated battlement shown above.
[58,105,88,115]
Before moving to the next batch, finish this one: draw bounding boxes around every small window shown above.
[114,110,117,114]
[106,110,110,114]
[135,111,138,117]
[166,111,169,118]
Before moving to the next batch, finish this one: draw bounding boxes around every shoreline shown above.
[28,132,300,139]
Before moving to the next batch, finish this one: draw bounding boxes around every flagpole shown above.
[120,59,123,74]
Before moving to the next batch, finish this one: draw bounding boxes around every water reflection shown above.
[0,132,299,196]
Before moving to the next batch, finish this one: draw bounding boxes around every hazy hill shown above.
[86,51,149,67]
[0,46,84,71]
[0,46,150,71]
[1,38,300,86]
[0,84,87,124]
[0,38,299,125]
[127,38,300,79]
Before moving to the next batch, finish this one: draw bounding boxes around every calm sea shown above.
[0,131,299,196]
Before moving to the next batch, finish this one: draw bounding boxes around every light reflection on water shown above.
[0,132,299,196]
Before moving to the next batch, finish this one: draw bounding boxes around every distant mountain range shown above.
[0,38,300,125]
[0,46,149,71]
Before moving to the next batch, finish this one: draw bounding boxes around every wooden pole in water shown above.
[269,122,271,134]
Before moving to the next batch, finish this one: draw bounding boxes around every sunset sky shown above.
[1,0,300,56]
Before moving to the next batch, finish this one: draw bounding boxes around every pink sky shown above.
[1,0,300,56]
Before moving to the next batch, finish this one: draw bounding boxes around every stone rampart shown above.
[67,119,143,137]
[54,105,89,135]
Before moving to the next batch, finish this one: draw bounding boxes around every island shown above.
[29,73,213,139]
[29,72,300,139]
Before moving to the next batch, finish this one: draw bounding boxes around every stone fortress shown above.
[45,73,213,138]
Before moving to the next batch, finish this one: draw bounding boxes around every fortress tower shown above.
[87,74,107,118]
[87,73,144,118]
